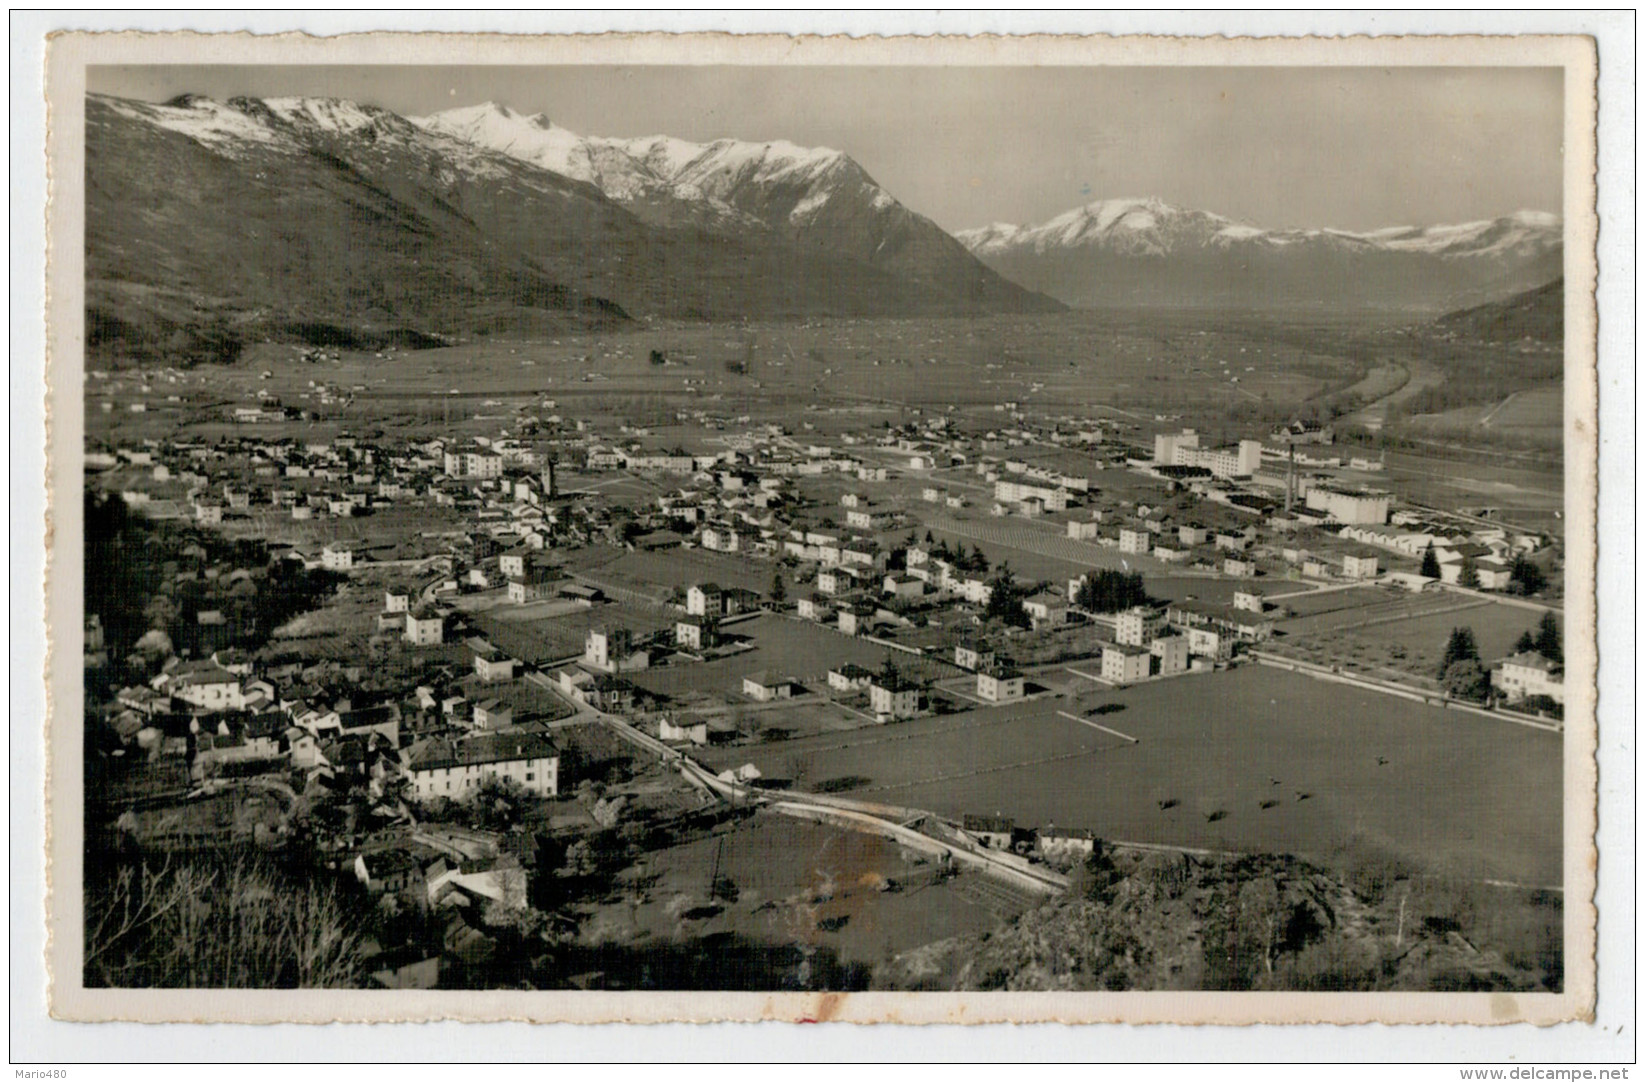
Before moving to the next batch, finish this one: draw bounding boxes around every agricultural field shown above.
[587,548,773,597]
[1379,449,1564,531]
[1406,384,1563,442]
[1275,586,1482,634]
[88,309,1383,453]
[1273,585,1391,618]
[568,814,1020,986]
[1273,600,1556,685]
[629,613,961,702]
[1354,601,1554,663]
[216,505,468,555]
[471,600,677,666]
[706,666,1561,884]
[924,516,1154,584]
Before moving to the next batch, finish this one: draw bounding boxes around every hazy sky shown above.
[88,65,1564,233]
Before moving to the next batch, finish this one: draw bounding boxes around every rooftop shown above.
[406,732,557,773]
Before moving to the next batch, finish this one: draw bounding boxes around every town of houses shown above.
[84,392,1562,984]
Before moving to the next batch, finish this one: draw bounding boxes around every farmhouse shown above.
[1341,552,1381,580]
[165,664,244,712]
[962,814,1015,851]
[742,671,795,702]
[507,559,561,603]
[686,583,723,617]
[883,574,925,600]
[471,699,514,731]
[1036,826,1099,861]
[837,602,880,637]
[659,716,710,745]
[354,850,422,895]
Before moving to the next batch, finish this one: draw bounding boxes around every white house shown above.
[1022,592,1069,630]
[659,716,710,745]
[1342,553,1381,580]
[868,675,921,722]
[742,671,795,702]
[1492,652,1564,705]
[1118,528,1151,555]
[406,733,559,801]
[675,616,718,651]
[1101,643,1153,684]
[167,665,244,712]
[405,609,445,646]
[473,650,516,683]
[1116,606,1166,647]
[686,583,723,617]
[1150,633,1190,676]
[976,663,1025,704]
[827,663,875,692]
[584,627,649,674]
[1187,625,1233,661]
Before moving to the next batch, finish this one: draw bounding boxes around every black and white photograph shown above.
[38,28,1604,1030]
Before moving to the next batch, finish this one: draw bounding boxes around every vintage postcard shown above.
[43,29,1600,1026]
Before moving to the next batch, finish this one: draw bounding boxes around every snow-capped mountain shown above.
[957,198,1563,311]
[86,93,1058,366]
[415,103,1037,308]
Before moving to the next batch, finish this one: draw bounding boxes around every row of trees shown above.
[921,534,991,574]
[1073,569,1150,614]
[1514,612,1563,664]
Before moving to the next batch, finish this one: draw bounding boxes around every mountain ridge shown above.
[85,92,1060,366]
[416,102,1044,313]
[956,197,1563,312]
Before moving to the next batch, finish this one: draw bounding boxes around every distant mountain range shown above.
[85,93,1057,366]
[956,197,1563,312]
[84,92,1562,370]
